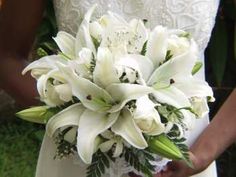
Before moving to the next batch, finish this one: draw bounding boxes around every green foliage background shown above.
[0,0,235,177]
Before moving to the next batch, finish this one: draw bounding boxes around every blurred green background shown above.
[0,0,236,177]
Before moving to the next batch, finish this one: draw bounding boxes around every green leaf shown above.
[141,41,147,56]
[86,150,110,177]
[123,147,156,177]
[165,50,173,61]
[37,48,48,58]
[191,61,203,75]
[91,36,100,51]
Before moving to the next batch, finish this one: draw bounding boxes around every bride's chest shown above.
[53,0,219,51]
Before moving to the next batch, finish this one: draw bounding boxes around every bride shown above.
[0,0,219,177]
[37,1,220,177]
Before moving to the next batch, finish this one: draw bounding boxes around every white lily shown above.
[128,19,149,53]
[112,51,192,109]
[58,64,154,113]
[56,65,154,163]
[76,109,120,164]
[146,40,213,126]
[113,39,211,129]
[76,108,148,164]
[98,12,148,56]
[111,109,148,149]
[22,30,77,80]
[75,108,149,164]
[53,32,95,80]
[115,54,154,83]
[36,69,72,107]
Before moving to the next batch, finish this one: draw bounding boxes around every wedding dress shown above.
[36,0,219,177]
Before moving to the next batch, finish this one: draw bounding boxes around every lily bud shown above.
[147,134,183,160]
[16,106,59,124]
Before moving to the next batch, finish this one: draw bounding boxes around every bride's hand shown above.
[155,152,208,177]
[129,151,206,177]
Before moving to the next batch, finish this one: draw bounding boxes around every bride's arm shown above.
[158,88,236,177]
[0,0,45,107]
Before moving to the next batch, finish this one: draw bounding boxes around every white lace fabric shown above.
[53,0,219,52]
[36,0,219,177]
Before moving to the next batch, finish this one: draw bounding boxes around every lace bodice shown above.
[53,0,219,52]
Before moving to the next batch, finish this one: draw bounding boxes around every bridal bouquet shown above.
[17,5,214,177]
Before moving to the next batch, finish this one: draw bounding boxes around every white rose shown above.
[190,97,209,118]
[167,35,191,58]
[133,96,165,135]
[89,21,103,41]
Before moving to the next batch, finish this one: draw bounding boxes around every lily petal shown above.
[147,42,198,86]
[99,140,116,153]
[37,74,64,106]
[130,19,149,44]
[89,21,103,41]
[53,31,76,58]
[146,26,168,66]
[36,70,69,106]
[153,86,191,108]
[93,47,120,88]
[106,83,154,112]
[77,109,119,164]
[59,65,114,112]
[112,109,147,149]
[173,76,214,100]
[46,103,85,137]
[113,141,123,157]
[76,5,97,54]
[22,55,66,77]
[116,54,154,82]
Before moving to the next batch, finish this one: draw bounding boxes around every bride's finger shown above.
[128,172,141,177]
[156,170,174,177]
